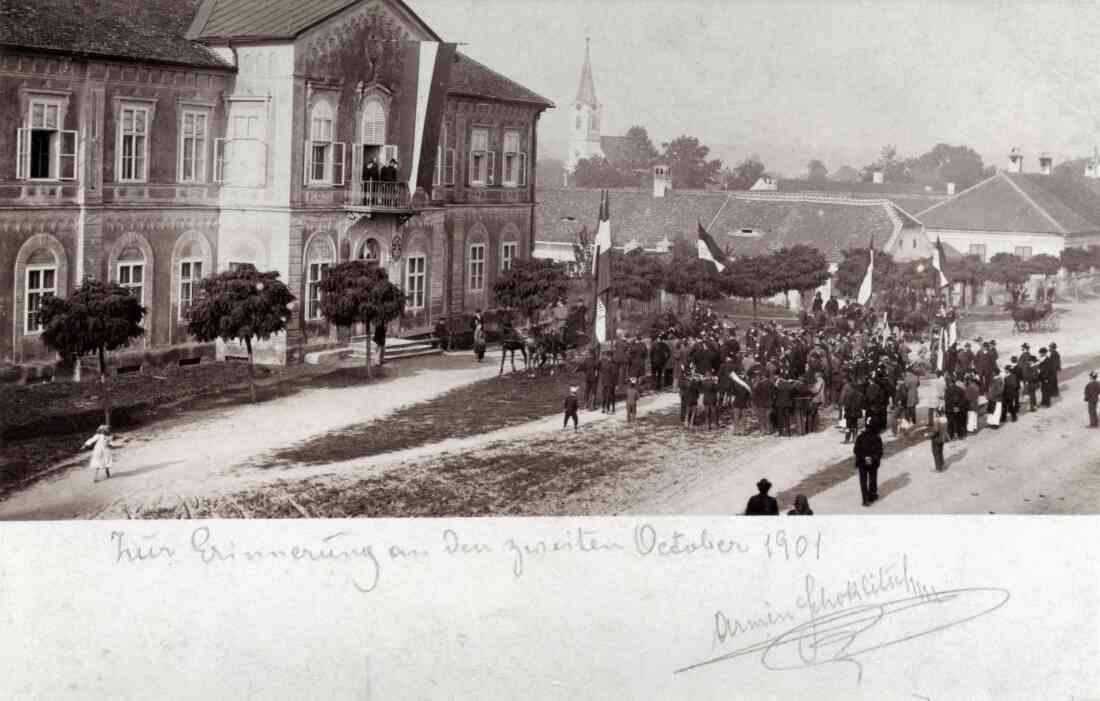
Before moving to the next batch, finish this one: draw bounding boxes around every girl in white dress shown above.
[83,425,118,482]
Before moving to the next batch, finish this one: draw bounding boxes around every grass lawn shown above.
[260,368,592,468]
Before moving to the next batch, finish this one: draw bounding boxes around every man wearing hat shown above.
[1003,362,1020,422]
[1048,342,1061,399]
[1019,344,1039,411]
[563,385,580,432]
[744,478,779,515]
[974,341,995,394]
[1038,347,1054,408]
[1085,371,1100,428]
[854,416,884,506]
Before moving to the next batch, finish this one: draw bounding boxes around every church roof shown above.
[536,188,913,263]
[917,171,1100,235]
[449,53,554,108]
[0,0,231,68]
[575,40,598,106]
[186,0,440,41]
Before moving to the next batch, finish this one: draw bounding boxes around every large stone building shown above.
[0,0,552,372]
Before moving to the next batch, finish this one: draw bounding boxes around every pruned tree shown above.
[664,257,726,301]
[317,261,406,377]
[39,279,146,429]
[986,252,1031,303]
[722,253,785,319]
[1061,246,1095,299]
[492,257,570,326]
[947,254,988,306]
[610,248,666,302]
[187,264,295,402]
[1027,253,1061,278]
[771,245,830,308]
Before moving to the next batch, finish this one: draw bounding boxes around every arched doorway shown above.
[359,237,382,266]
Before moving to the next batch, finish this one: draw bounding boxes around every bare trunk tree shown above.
[365,319,374,378]
[97,345,112,431]
[244,336,257,403]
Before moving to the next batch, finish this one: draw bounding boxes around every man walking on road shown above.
[854,417,884,506]
[929,408,950,471]
[1085,371,1100,428]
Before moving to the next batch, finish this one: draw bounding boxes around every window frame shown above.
[501,241,518,272]
[306,260,331,320]
[1014,246,1033,260]
[468,127,494,187]
[215,105,268,187]
[502,130,527,188]
[117,261,146,305]
[405,254,427,310]
[469,243,486,291]
[117,104,151,183]
[304,101,345,187]
[24,263,58,335]
[17,97,77,182]
[968,243,987,262]
[178,108,210,184]
[178,258,204,321]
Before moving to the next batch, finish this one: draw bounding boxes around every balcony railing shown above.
[351,181,411,210]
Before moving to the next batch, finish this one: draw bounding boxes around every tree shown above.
[617,125,660,175]
[1061,246,1096,300]
[668,233,698,260]
[187,264,295,402]
[861,144,910,183]
[833,248,899,301]
[1053,157,1091,179]
[317,261,406,377]
[39,279,146,430]
[492,258,570,325]
[950,254,989,306]
[771,245,830,308]
[722,155,766,190]
[806,160,829,182]
[610,249,666,302]
[985,252,1030,303]
[1027,253,1061,278]
[572,155,636,188]
[722,253,784,319]
[664,257,726,301]
[831,165,860,183]
[661,135,722,189]
[911,143,985,190]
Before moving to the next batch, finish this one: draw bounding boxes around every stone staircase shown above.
[348,335,443,362]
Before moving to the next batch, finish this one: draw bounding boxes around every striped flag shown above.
[593,190,613,343]
[932,236,950,288]
[857,246,874,305]
[697,221,727,272]
[397,41,458,195]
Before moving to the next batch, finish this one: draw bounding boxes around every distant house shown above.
[535,170,930,304]
[916,169,1100,261]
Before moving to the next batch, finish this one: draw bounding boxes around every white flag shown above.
[857,249,874,305]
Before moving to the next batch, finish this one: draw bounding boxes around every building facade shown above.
[0,0,551,371]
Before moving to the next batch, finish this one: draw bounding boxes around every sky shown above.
[413,0,1100,178]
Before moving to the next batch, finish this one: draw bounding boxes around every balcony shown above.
[345,181,412,213]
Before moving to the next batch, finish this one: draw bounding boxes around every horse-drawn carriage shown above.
[1006,300,1060,332]
[497,304,591,374]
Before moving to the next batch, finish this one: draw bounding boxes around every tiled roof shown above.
[187,0,439,41]
[535,188,909,263]
[917,171,1100,235]
[0,0,230,68]
[448,53,554,108]
[776,178,942,196]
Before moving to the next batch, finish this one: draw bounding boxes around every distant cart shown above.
[1007,301,1060,332]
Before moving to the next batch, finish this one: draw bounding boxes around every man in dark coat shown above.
[1048,342,1061,398]
[752,375,776,434]
[1003,362,1020,422]
[811,291,824,313]
[744,478,779,515]
[944,375,969,439]
[583,349,601,410]
[774,376,796,436]
[599,351,618,414]
[363,157,380,204]
[650,338,671,390]
[380,158,398,182]
[824,295,840,317]
[863,375,888,434]
[840,377,864,443]
[613,340,629,385]
[944,342,958,377]
[1085,370,1100,428]
[974,342,995,394]
[853,418,884,506]
[373,320,387,365]
[1038,347,1055,407]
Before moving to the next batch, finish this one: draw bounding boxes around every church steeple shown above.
[575,37,598,107]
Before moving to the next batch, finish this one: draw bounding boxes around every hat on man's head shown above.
[757,478,772,491]
[569,386,578,394]
[1022,343,1030,350]
[1039,348,1048,355]
[1090,370,1098,379]
[1050,342,1058,349]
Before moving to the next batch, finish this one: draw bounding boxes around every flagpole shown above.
[707,193,731,230]
[591,244,601,347]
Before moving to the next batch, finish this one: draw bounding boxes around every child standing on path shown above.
[563,386,580,432]
[83,425,119,482]
[625,378,639,423]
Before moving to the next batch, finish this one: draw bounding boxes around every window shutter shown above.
[16,127,30,180]
[351,143,363,201]
[332,142,346,185]
[383,144,397,164]
[433,145,442,187]
[303,139,312,185]
[518,153,527,187]
[487,151,495,185]
[445,148,455,185]
[213,139,226,183]
[468,150,476,185]
[58,130,78,181]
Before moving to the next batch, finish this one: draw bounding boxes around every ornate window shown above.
[469,243,486,291]
[469,128,493,186]
[405,255,426,310]
[305,100,344,186]
[117,250,146,305]
[16,95,77,181]
[118,104,151,182]
[24,249,57,334]
[501,241,518,272]
[179,109,209,183]
[178,259,203,320]
[305,235,335,320]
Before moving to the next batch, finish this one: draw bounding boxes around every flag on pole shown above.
[857,247,874,305]
[931,236,950,288]
[936,326,947,372]
[697,220,727,272]
[397,41,459,195]
[729,369,751,392]
[947,319,958,346]
[593,190,613,343]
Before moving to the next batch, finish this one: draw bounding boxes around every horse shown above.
[1004,300,1052,332]
[498,327,532,374]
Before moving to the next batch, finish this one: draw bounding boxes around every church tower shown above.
[565,38,603,185]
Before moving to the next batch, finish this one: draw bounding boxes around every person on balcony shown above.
[363,158,379,206]
[381,158,398,182]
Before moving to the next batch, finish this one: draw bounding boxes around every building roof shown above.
[917,171,1100,235]
[187,0,440,41]
[536,188,913,263]
[448,53,554,108]
[0,0,230,68]
[575,39,598,106]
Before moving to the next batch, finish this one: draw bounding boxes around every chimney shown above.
[872,170,884,184]
[1009,147,1023,173]
[946,182,956,196]
[1038,152,1053,175]
[653,165,670,198]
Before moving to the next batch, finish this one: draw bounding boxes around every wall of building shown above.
[931,228,1065,261]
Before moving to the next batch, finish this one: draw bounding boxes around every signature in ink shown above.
[675,587,1010,682]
